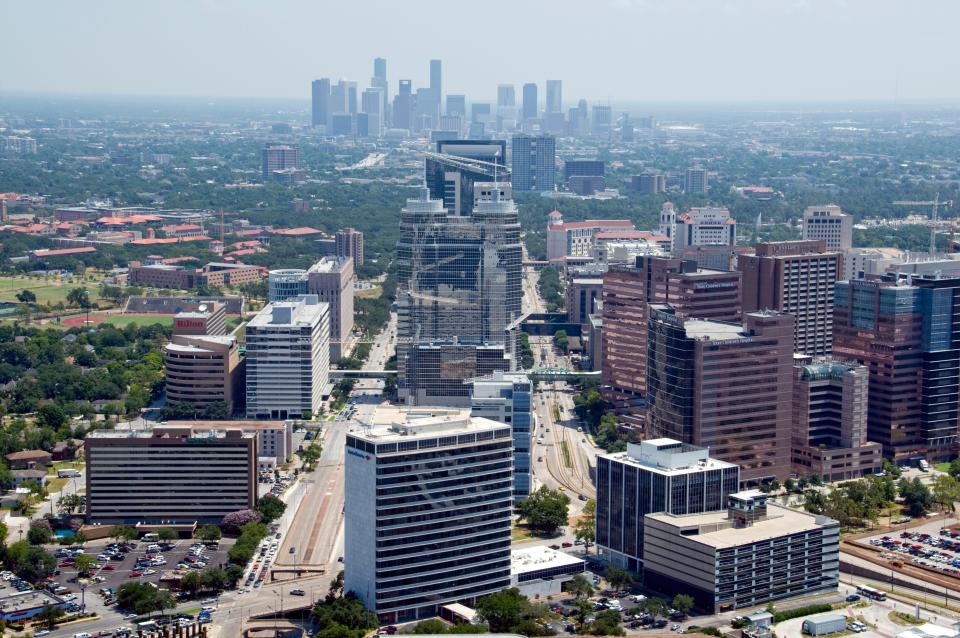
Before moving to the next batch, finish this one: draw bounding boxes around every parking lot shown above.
[861,520,960,579]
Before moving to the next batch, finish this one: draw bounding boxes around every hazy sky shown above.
[3,0,960,104]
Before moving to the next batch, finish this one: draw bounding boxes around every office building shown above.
[311,78,331,128]
[405,342,511,407]
[361,88,385,138]
[497,84,516,122]
[631,172,666,195]
[672,206,736,253]
[128,261,262,290]
[415,87,438,130]
[86,425,257,524]
[373,57,387,92]
[172,302,226,336]
[344,407,513,622]
[444,95,465,119]
[792,358,883,481]
[596,439,740,572]
[164,334,242,413]
[684,166,708,193]
[803,205,852,250]
[739,240,842,356]
[546,80,562,114]
[522,83,538,120]
[546,211,633,261]
[331,113,354,136]
[564,159,605,181]
[591,105,612,137]
[165,420,294,466]
[567,277,603,329]
[601,257,742,411]
[646,305,794,482]
[430,59,442,108]
[393,80,413,130]
[245,295,330,420]
[834,274,960,461]
[643,491,839,613]
[470,370,534,499]
[336,227,364,266]
[591,231,669,265]
[268,257,354,361]
[262,143,301,181]
[396,184,522,403]
[425,140,508,216]
[511,134,555,192]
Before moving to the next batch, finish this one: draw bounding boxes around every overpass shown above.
[528,367,600,382]
[330,370,397,380]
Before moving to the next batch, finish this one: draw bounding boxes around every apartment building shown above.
[738,240,842,356]
[85,425,257,524]
[643,491,839,613]
[344,407,513,623]
[164,334,242,413]
[245,296,330,420]
[336,227,364,266]
[646,306,794,483]
[596,439,740,573]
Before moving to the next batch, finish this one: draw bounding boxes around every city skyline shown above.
[4,0,960,103]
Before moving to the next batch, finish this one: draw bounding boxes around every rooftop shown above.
[646,503,834,548]
[351,406,508,442]
[87,424,254,441]
[248,296,327,328]
[511,546,585,576]
[683,318,746,341]
[0,589,65,615]
[604,438,736,475]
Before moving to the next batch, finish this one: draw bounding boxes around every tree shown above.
[181,570,202,596]
[15,290,36,304]
[574,499,596,553]
[950,457,960,480]
[565,574,594,599]
[201,567,229,592]
[112,525,137,542]
[517,486,570,535]
[671,594,694,617]
[57,493,83,514]
[255,495,286,524]
[410,619,448,634]
[604,565,633,593]
[784,478,797,493]
[6,541,56,581]
[27,519,53,545]
[931,474,960,517]
[74,553,96,575]
[899,477,934,517]
[156,527,176,542]
[196,525,222,542]
[154,589,175,617]
[311,593,378,638]
[328,570,345,600]
[66,288,91,309]
[220,509,261,534]
[35,604,65,629]
[639,597,669,620]
[883,459,902,479]
[475,588,528,632]
[36,403,67,429]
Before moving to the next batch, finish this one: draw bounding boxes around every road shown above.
[523,265,546,315]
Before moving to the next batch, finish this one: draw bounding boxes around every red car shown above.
[130,571,143,578]
[103,565,115,571]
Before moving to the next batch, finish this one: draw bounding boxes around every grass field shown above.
[97,315,173,328]
[0,275,108,305]
[560,440,572,469]
[355,285,383,299]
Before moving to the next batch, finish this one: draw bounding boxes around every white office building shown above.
[245,295,330,420]
[470,371,533,499]
[802,205,853,250]
[345,407,513,623]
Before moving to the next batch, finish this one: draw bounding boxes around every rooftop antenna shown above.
[930,193,940,255]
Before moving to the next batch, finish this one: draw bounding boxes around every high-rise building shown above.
[563,159,606,196]
[373,57,387,90]
[834,274,960,461]
[345,407,513,623]
[601,257,742,417]
[245,295,330,420]
[446,94,466,118]
[545,80,562,114]
[470,371,533,500]
[803,205,853,250]
[497,84,517,129]
[172,303,226,336]
[86,425,256,524]
[646,305,794,482]
[396,183,522,404]
[631,172,666,195]
[393,80,413,130]
[164,334,242,414]
[311,78,331,128]
[792,357,883,481]
[738,240,842,356]
[336,227,364,266]
[596,439,740,572]
[425,140,508,216]
[643,491,839,613]
[672,206,736,252]
[430,59,442,109]
[414,87,439,130]
[511,134,555,192]
[591,105,612,137]
[521,83,538,120]
[261,143,300,180]
[361,88,385,138]
[684,166,708,193]
[567,276,603,329]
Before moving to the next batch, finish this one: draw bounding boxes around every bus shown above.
[856,584,887,601]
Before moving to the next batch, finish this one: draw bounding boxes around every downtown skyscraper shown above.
[396,182,522,405]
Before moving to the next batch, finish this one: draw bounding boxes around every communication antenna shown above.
[930,193,940,255]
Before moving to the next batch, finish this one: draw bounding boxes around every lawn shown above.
[46,477,69,493]
[0,275,109,305]
[46,460,85,476]
[936,462,951,473]
[98,315,173,328]
[355,285,383,299]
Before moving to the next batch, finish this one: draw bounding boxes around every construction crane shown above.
[893,194,954,254]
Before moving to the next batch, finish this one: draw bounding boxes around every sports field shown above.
[0,275,108,305]
[62,313,173,329]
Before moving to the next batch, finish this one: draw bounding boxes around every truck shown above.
[57,468,81,478]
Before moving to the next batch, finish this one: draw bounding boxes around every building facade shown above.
[336,227,364,266]
[643,491,839,613]
[802,205,852,250]
[245,296,330,420]
[738,240,842,356]
[262,143,301,180]
[596,439,740,573]
[344,408,513,622]
[646,306,794,483]
[172,302,226,336]
[164,334,242,413]
[684,167,708,193]
[470,371,534,499]
[86,425,256,524]
[546,212,634,261]
[511,134,556,192]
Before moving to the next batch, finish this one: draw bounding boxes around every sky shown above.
[3,0,960,105]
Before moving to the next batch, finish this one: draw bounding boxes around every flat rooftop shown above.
[511,546,585,576]
[646,503,832,549]
[0,588,64,614]
[682,318,745,341]
[87,424,254,440]
[351,406,507,441]
[248,296,327,328]
[307,257,349,273]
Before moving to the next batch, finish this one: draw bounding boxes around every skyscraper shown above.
[511,134,555,192]
[522,83,538,120]
[738,240,842,356]
[470,371,534,500]
[393,80,413,130]
[261,143,300,180]
[646,305,794,483]
[344,407,513,623]
[396,182,522,404]
[425,139,508,216]
[685,166,708,193]
[311,78,330,128]
[497,84,516,129]
[591,105,612,137]
[373,57,387,88]
[446,94,466,117]
[335,227,364,266]
[361,87,385,137]
[546,79,562,113]
[430,59,442,109]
